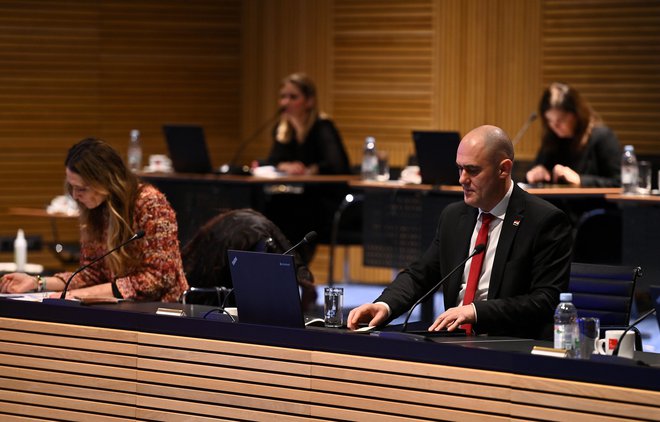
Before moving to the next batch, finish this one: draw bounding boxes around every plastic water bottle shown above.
[621,145,638,194]
[14,229,27,272]
[554,292,579,358]
[361,136,378,180]
[127,129,143,172]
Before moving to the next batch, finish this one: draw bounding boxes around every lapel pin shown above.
[513,218,521,227]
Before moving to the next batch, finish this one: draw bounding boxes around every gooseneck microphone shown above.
[283,231,318,255]
[220,107,284,174]
[612,307,657,356]
[57,230,146,300]
[512,111,538,146]
[401,244,486,332]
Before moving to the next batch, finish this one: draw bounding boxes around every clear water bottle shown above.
[127,129,143,172]
[14,228,27,272]
[621,145,638,194]
[361,136,378,180]
[554,292,579,358]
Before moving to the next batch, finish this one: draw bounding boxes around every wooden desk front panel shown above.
[1,317,658,421]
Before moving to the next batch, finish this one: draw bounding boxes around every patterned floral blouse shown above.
[55,184,188,302]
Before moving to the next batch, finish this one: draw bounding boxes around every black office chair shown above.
[569,262,641,326]
[569,262,643,351]
[327,193,364,286]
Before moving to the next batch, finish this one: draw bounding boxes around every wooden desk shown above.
[0,299,657,420]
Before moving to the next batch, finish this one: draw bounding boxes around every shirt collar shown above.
[478,181,513,221]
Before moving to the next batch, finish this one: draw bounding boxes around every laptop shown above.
[227,250,305,328]
[651,285,660,330]
[412,130,461,185]
[163,124,214,173]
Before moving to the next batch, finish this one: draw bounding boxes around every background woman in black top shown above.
[267,72,350,175]
[526,82,621,187]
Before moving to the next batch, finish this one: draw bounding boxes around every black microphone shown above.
[612,307,656,356]
[219,107,284,174]
[49,230,145,302]
[512,111,538,146]
[401,244,486,332]
[282,231,317,255]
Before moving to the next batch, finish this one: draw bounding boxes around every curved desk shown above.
[0,299,657,420]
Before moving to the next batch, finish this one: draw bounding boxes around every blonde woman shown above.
[267,73,350,175]
[526,82,621,187]
[0,138,188,301]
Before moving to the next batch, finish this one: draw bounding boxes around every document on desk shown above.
[0,292,50,302]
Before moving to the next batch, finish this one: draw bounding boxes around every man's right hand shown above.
[347,303,389,330]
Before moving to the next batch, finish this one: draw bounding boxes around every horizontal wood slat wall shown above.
[0,0,241,271]
[1,1,658,281]
[542,0,660,153]
[1,317,658,421]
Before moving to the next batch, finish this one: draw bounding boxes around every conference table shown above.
[0,298,657,420]
[140,172,358,245]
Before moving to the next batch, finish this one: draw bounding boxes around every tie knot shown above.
[481,213,494,226]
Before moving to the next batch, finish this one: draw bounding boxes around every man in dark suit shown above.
[347,125,573,339]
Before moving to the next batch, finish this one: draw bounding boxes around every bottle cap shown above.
[559,292,572,302]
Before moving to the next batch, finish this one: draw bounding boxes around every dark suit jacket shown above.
[376,184,573,340]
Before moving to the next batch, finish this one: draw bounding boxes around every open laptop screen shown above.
[163,124,214,173]
[412,130,461,185]
[227,250,305,329]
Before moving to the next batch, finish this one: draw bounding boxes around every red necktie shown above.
[462,213,493,335]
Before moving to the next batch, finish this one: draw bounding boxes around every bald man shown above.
[347,125,573,339]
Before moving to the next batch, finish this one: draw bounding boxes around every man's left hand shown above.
[428,305,475,332]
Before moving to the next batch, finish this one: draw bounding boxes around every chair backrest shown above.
[569,262,641,326]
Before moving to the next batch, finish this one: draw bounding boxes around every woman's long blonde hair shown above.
[65,138,140,275]
[275,72,320,144]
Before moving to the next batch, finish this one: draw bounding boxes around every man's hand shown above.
[347,303,389,330]
[428,305,475,332]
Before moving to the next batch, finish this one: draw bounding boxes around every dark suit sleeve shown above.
[375,221,444,318]
[473,205,573,338]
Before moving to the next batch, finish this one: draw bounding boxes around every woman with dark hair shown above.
[181,208,317,311]
[526,82,621,187]
[0,138,188,301]
[267,72,350,175]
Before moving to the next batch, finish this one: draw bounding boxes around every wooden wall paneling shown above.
[0,317,138,420]
[310,350,660,421]
[1,316,659,421]
[333,0,435,168]
[0,1,242,265]
[134,332,315,420]
[542,0,660,154]
[239,0,334,170]
[434,0,542,160]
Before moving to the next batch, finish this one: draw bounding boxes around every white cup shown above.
[596,330,635,358]
[149,154,173,172]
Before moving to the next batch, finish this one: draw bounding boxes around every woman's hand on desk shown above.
[526,165,551,184]
[0,273,38,293]
[551,164,581,186]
